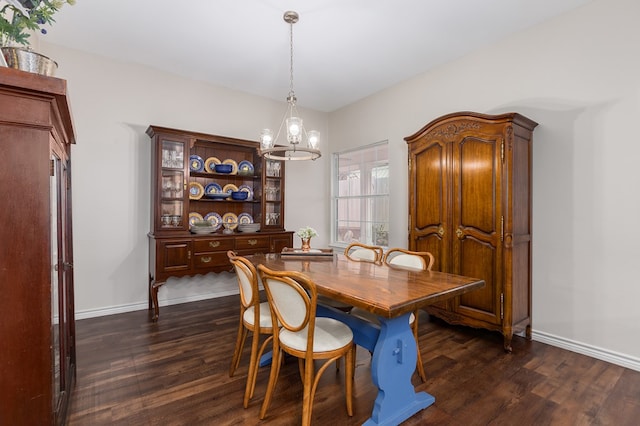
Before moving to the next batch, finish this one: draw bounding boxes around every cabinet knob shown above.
[248,239,258,246]
[456,228,464,239]
[438,226,445,237]
[201,256,212,263]
[209,241,220,248]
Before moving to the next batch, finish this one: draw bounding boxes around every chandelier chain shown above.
[288,19,295,100]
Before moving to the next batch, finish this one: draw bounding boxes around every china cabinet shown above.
[405,111,537,351]
[147,126,293,320]
[0,68,76,425]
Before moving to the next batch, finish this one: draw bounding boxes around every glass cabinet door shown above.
[159,139,186,230]
[50,151,73,419]
[263,159,284,228]
[50,153,61,411]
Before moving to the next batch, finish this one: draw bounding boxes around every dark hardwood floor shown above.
[68,296,640,425]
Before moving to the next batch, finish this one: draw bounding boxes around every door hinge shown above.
[501,140,505,163]
[501,216,504,241]
[500,293,504,320]
[50,159,55,177]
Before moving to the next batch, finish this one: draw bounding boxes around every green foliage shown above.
[1,0,75,46]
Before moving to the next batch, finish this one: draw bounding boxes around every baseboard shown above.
[532,330,640,372]
[74,290,239,320]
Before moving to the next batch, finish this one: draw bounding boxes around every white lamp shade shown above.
[307,130,320,149]
[260,129,274,149]
[286,117,302,144]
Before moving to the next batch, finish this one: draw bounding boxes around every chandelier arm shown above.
[272,104,291,148]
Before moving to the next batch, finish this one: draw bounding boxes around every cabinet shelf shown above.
[193,199,261,204]
[190,171,261,180]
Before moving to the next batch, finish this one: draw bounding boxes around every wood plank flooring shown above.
[68,296,640,425]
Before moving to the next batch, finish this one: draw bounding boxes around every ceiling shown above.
[44,0,593,112]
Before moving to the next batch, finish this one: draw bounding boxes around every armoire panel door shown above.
[451,133,503,325]
[409,139,449,272]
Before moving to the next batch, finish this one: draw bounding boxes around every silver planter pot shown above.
[1,46,58,77]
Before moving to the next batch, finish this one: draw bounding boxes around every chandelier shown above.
[259,11,321,161]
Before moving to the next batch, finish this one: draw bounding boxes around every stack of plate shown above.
[238,223,260,233]
[190,220,216,234]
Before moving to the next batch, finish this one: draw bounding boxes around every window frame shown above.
[330,140,389,250]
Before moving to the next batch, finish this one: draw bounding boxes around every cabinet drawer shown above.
[194,252,231,269]
[194,238,235,253]
[235,235,269,250]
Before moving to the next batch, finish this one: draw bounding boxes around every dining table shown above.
[246,252,485,426]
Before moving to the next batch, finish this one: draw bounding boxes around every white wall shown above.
[39,0,639,368]
[39,42,329,317]
[329,0,640,366]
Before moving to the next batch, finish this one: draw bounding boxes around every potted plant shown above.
[1,0,76,75]
[296,226,318,252]
[373,224,388,246]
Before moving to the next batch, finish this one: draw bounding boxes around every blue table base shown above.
[317,305,435,425]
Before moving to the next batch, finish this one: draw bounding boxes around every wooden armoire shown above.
[405,111,537,351]
[0,68,76,424]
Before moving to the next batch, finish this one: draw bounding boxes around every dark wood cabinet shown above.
[405,111,537,351]
[0,68,76,425]
[146,126,293,319]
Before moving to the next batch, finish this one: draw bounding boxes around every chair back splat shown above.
[344,242,384,264]
[383,247,434,271]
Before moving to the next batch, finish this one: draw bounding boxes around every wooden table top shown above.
[246,253,485,319]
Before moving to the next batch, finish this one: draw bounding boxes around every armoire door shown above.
[450,130,504,326]
[408,137,450,308]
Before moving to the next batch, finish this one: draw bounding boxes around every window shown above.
[332,141,389,248]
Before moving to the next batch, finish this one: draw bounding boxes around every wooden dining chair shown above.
[227,251,274,408]
[257,265,355,426]
[350,247,434,382]
[344,242,384,263]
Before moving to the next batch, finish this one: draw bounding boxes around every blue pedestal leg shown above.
[364,313,434,426]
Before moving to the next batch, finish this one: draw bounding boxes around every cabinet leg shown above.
[503,333,513,353]
[525,323,532,341]
[149,280,164,322]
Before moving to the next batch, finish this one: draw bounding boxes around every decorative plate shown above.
[189,155,204,172]
[188,182,204,199]
[204,182,223,195]
[188,212,204,226]
[222,212,238,230]
[222,158,238,175]
[238,184,253,200]
[204,157,221,173]
[237,212,254,224]
[204,212,222,231]
[237,160,254,175]
[222,183,239,194]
